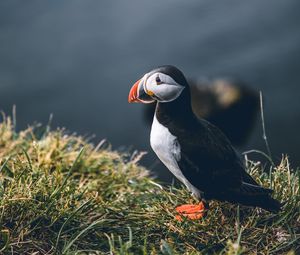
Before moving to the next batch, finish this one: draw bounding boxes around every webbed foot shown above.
[175,201,206,221]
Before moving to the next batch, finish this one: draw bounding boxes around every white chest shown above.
[150,115,181,165]
[150,115,200,198]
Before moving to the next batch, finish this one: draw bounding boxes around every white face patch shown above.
[142,72,185,102]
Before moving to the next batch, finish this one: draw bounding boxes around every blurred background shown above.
[0,0,299,180]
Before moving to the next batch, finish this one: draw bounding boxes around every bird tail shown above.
[239,193,282,213]
[217,182,282,213]
[240,182,273,195]
[258,195,282,213]
[237,182,282,213]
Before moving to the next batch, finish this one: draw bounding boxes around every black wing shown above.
[174,118,247,197]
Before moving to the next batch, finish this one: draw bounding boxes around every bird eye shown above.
[155,76,162,85]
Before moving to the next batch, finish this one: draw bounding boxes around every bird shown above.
[128,65,281,218]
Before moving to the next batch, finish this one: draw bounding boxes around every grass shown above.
[0,114,299,254]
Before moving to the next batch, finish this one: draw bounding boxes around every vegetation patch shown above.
[0,115,299,254]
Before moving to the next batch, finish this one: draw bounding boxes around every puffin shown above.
[128,65,281,217]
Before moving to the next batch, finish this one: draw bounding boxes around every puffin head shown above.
[128,65,188,103]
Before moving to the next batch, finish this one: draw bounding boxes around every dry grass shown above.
[0,114,299,254]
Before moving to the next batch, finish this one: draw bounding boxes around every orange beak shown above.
[128,79,141,103]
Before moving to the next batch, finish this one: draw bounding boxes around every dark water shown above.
[0,1,299,177]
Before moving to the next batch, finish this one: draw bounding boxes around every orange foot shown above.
[175,202,206,221]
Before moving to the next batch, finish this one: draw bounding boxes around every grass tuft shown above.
[0,115,299,254]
